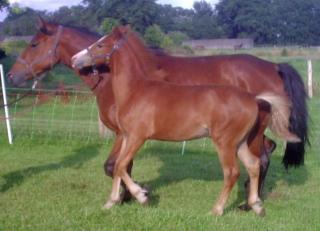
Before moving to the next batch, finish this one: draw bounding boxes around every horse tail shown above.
[277,63,309,168]
[256,93,301,144]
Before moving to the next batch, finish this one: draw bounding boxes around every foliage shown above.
[167,31,189,45]
[1,4,41,36]
[144,24,165,48]
[1,40,27,56]
[216,0,320,45]
[0,0,8,11]
[100,17,120,34]
[189,0,225,39]
[1,0,320,45]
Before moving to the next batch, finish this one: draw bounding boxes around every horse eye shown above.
[31,43,38,48]
[97,44,103,48]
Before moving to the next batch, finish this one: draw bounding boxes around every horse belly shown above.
[150,123,210,141]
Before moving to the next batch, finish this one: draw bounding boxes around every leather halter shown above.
[85,34,127,91]
[86,34,128,66]
[17,25,63,80]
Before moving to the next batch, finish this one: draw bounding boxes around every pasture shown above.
[0,49,320,230]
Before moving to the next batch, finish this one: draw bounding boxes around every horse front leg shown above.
[103,136,146,209]
[104,134,134,203]
[212,144,240,216]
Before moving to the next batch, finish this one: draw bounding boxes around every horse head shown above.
[71,26,130,70]
[7,16,63,86]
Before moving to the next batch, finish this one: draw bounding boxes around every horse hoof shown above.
[142,197,150,207]
[251,202,266,217]
[120,190,133,204]
[136,188,149,205]
[255,207,266,217]
[238,203,252,211]
[102,200,117,210]
[142,185,150,196]
[212,207,224,216]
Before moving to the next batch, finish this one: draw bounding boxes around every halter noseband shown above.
[17,25,63,85]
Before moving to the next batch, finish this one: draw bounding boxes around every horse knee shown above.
[104,159,116,177]
[224,168,240,183]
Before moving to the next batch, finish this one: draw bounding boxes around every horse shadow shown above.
[136,142,309,208]
[0,143,102,193]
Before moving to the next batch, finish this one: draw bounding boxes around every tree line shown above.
[1,0,320,46]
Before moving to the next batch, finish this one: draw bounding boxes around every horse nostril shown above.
[7,73,13,83]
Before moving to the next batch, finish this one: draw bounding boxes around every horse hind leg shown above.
[258,137,276,197]
[241,136,276,211]
[212,145,240,216]
[238,141,265,216]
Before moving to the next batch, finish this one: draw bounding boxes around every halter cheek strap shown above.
[87,34,128,66]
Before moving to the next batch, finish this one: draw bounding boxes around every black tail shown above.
[278,63,309,169]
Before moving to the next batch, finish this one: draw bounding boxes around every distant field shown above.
[0,47,319,230]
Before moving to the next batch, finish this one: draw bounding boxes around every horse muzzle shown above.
[7,72,28,87]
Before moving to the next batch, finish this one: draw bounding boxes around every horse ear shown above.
[37,15,55,35]
[117,25,131,36]
[112,26,123,38]
[37,15,47,31]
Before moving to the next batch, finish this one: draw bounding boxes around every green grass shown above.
[0,98,319,230]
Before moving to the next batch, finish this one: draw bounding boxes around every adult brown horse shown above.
[7,19,307,203]
[71,26,300,215]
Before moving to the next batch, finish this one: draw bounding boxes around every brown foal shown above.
[71,27,300,215]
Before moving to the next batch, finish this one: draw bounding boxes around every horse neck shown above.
[58,29,99,67]
[127,34,158,75]
[111,42,145,107]
[58,28,108,94]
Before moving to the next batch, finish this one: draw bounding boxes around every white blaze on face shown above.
[71,35,109,69]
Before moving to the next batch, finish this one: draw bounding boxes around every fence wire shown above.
[0,88,106,141]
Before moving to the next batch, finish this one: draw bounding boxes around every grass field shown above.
[0,50,320,230]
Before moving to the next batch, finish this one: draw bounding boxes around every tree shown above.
[100,17,119,34]
[190,1,224,39]
[1,4,41,36]
[216,0,320,45]
[144,24,165,48]
[155,4,193,34]
[168,31,189,45]
[0,0,8,11]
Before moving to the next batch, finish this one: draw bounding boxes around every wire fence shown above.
[0,88,109,142]
[0,57,319,145]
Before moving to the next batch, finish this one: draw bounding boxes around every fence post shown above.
[68,91,78,139]
[181,141,186,155]
[307,59,313,98]
[0,64,13,144]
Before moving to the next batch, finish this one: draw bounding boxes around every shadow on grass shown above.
[228,155,309,212]
[136,142,309,208]
[0,143,102,193]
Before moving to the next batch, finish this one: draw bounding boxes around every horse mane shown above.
[44,21,101,38]
[125,29,163,76]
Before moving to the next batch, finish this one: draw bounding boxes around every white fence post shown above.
[181,141,186,155]
[307,59,313,98]
[0,64,13,144]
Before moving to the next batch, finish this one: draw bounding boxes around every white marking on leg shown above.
[103,175,121,209]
